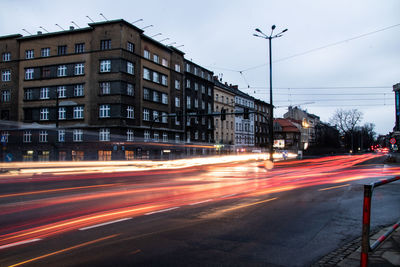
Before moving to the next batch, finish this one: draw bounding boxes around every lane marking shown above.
[145,207,180,215]
[8,234,119,267]
[189,199,213,205]
[79,218,132,231]
[220,193,237,198]
[0,238,41,250]
[218,197,278,213]
[318,184,350,191]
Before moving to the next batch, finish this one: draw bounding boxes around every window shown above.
[39,130,48,142]
[175,80,180,90]
[175,97,180,107]
[99,128,110,141]
[57,65,67,77]
[175,64,181,72]
[74,84,84,96]
[127,42,134,52]
[186,63,190,72]
[100,39,111,50]
[194,83,199,91]
[194,98,198,108]
[163,132,168,142]
[161,75,168,86]
[127,61,134,74]
[40,108,49,120]
[2,52,10,62]
[153,72,159,83]
[41,67,51,78]
[208,103,212,113]
[1,90,10,102]
[186,79,190,88]
[100,82,111,95]
[75,43,85,53]
[143,88,150,100]
[153,110,159,122]
[153,91,159,102]
[201,85,205,94]
[23,130,32,143]
[208,87,212,96]
[143,68,150,80]
[41,48,50,57]
[175,134,180,143]
[127,129,134,141]
[100,60,111,72]
[99,104,110,118]
[144,130,150,141]
[58,107,66,120]
[194,68,198,75]
[143,108,150,121]
[57,86,66,98]
[74,63,84,75]
[25,49,34,59]
[162,58,168,67]
[25,68,34,80]
[153,54,159,64]
[195,131,199,140]
[187,117,191,126]
[58,45,67,55]
[187,96,191,109]
[127,106,134,119]
[144,49,150,59]
[153,131,159,142]
[162,112,167,123]
[162,93,168,104]
[73,129,83,142]
[73,106,84,119]
[127,83,134,96]
[40,87,49,99]
[202,132,205,141]
[1,70,10,81]
[201,100,205,110]
[58,130,65,142]
[25,89,33,100]
[175,117,180,125]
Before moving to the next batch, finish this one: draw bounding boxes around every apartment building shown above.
[213,79,236,152]
[0,19,214,161]
[184,60,214,155]
[254,99,272,148]
[234,89,255,150]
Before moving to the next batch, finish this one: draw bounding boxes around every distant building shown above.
[284,106,320,150]
[234,89,255,150]
[393,83,400,132]
[273,118,301,150]
[254,99,272,148]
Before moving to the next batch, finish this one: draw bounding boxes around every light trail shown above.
[0,153,397,253]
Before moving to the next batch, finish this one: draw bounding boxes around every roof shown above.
[275,118,300,133]
[0,34,22,40]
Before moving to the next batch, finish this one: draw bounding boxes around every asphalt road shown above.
[1,154,400,266]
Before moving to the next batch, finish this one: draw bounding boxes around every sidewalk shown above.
[315,225,400,266]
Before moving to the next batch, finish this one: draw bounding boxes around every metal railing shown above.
[361,176,400,266]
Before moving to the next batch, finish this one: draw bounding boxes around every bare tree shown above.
[330,109,363,152]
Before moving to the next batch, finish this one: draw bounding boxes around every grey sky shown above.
[1,0,399,135]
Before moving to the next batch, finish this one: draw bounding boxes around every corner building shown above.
[0,19,213,161]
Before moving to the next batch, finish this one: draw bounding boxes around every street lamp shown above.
[254,25,287,161]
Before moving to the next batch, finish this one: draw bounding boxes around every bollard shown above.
[361,184,372,267]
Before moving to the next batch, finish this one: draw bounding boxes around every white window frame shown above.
[127,129,134,141]
[162,58,168,67]
[144,49,150,59]
[153,131,159,142]
[40,87,49,99]
[73,106,84,119]
[57,65,67,77]
[162,93,168,104]
[143,88,150,100]
[127,83,134,96]
[186,96,191,109]
[74,63,84,75]
[1,90,10,102]
[153,110,159,122]
[143,68,150,80]
[100,82,111,95]
[40,108,49,120]
[73,129,83,142]
[175,64,180,72]
[127,61,134,74]
[23,130,32,143]
[175,80,180,90]
[2,70,11,81]
[100,60,111,73]
[25,89,33,100]
[163,132,168,142]
[41,48,50,57]
[153,91,159,102]
[127,105,134,119]
[58,129,65,142]
[153,72,159,83]
[99,128,110,141]
[153,54,159,64]
[143,108,150,121]
[74,84,84,96]
[25,68,34,80]
[144,130,150,141]
[175,97,180,107]
[99,104,110,118]
[39,130,48,142]
[162,112,168,123]
[25,49,34,59]
[58,107,66,120]
[57,86,66,98]
[2,52,11,62]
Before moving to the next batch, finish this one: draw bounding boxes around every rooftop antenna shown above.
[39,26,49,33]
[159,38,170,42]
[150,33,162,38]
[22,29,32,35]
[167,42,176,46]
[99,13,108,21]
[141,25,153,30]
[132,19,143,24]
[55,24,65,31]
[71,21,80,29]
[86,15,95,23]
[175,44,184,48]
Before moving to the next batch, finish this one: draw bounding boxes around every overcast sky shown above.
[1,0,399,135]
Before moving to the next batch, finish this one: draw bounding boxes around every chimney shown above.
[69,26,74,31]
[231,85,238,89]
[37,31,42,35]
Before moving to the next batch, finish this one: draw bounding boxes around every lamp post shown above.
[254,25,287,161]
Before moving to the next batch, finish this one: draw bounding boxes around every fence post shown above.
[361,184,372,267]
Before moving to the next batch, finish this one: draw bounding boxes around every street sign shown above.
[0,135,6,145]
[5,153,13,162]
[390,138,396,144]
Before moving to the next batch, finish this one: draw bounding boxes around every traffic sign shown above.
[390,138,396,144]
[5,153,13,162]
